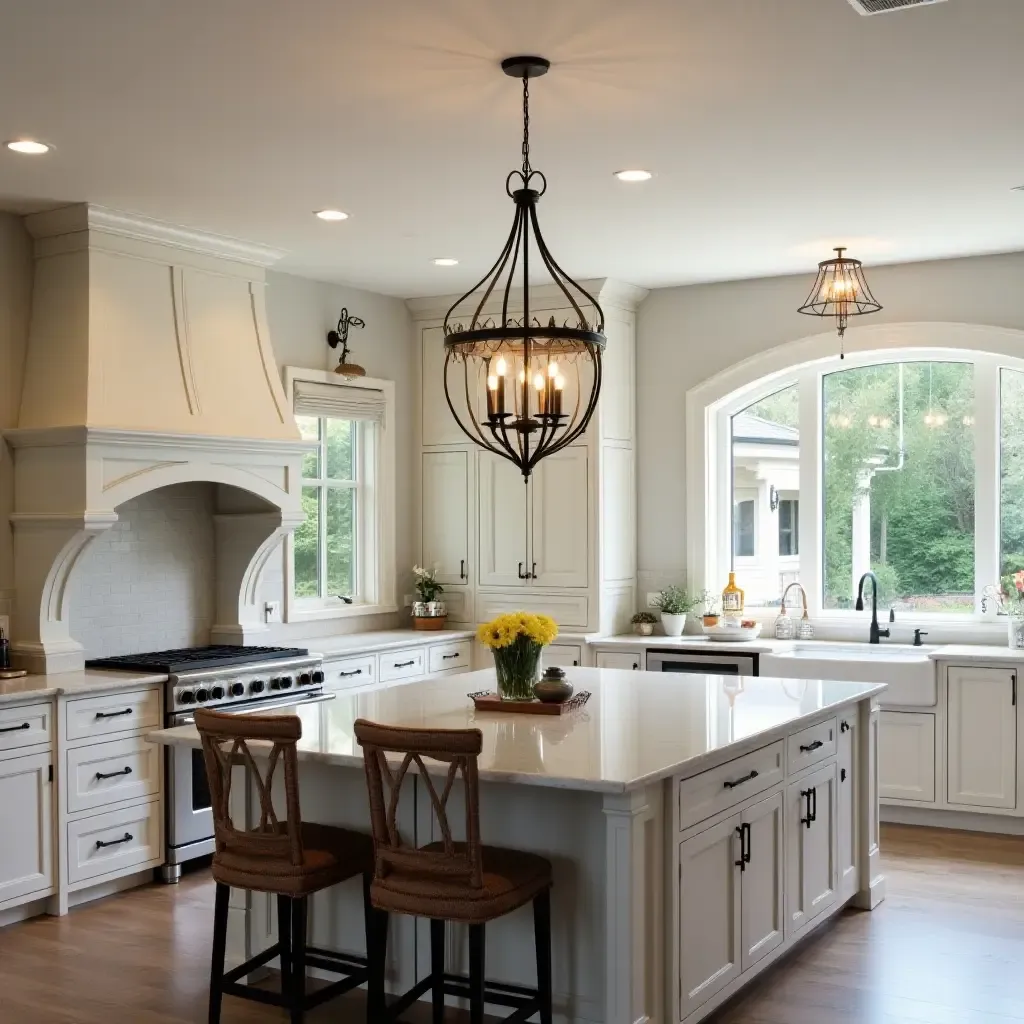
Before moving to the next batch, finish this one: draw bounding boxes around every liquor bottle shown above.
[721,572,745,619]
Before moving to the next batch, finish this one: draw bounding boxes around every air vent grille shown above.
[846,0,947,14]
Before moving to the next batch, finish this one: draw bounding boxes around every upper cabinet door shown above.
[478,452,528,587]
[531,446,589,588]
[421,451,469,586]
[947,666,1017,810]
[421,325,467,446]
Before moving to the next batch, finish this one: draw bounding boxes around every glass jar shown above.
[493,641,543,701]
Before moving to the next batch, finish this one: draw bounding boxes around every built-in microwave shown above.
[646,648,758,676]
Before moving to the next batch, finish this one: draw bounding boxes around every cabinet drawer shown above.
[544,644,583,669]
[65,736,161,814]
[324,656,376,690]
[65,687,161,742]
[429,640,472,674]
[67,800,162,885]
[594,650,643,671]
[787,718,837,775]
[378,648,427,682]
[0,702,53,755]
[677,741,784,832]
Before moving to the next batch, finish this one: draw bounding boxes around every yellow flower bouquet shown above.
[477,612,559,700]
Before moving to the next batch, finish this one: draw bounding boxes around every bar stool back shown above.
[196,708,374,1024]
[356,719,553,1024]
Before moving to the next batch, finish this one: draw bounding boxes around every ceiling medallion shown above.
[442,55,606,480]
[797,247,882,358]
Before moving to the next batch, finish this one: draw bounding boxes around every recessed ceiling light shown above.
[5,139,51,155]
[314,209,349,221]
[614,169,652,182]
[432,258,459,266]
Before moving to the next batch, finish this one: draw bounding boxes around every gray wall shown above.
[636,250,1024,597]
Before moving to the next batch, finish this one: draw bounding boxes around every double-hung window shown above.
[286,370,395,620]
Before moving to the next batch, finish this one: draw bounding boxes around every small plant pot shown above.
[413,615,448,631]
[633,622,655,636]
[703,614,720,628]
[661,612,687,637]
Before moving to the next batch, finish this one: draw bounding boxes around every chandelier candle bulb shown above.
[533,373,548,415]
[487,374,503,418]
[552,374,565,416]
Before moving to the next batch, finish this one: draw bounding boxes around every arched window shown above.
[686,326,1024,624]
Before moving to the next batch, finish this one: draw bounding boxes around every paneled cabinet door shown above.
[837,715,859,901]
[0,752,53,906]
[530,445,589,588]
[740,791,785,972]
[421,451,469,586]
[878,711,935,803]
[421,326,467,446]
[947,666,1017,809]
[595,650,642,671]
[477,452,528,587]
[785,763,838,937]
[677,815,742,1018]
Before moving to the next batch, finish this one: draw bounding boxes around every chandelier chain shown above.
[521,74,531,178]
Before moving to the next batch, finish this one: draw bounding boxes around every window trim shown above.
[283,367,396,623]
[685,322,1024,637]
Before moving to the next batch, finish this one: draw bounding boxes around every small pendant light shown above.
[798,247,882,358]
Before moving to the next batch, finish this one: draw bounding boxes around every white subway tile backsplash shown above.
[67,483,216,659]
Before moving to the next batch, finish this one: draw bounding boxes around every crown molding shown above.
[2,425,312,456]
[24,203,286,267]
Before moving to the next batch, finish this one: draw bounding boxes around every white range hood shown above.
[4,204,307,673]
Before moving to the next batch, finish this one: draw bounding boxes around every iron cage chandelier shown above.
[442,55,606,480]
[797,246,882,358]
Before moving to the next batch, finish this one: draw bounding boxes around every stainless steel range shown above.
[86,645,330,882]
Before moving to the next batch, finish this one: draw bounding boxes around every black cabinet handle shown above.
[841,767,848,782]
[460,559,467,581]
[840,720,850,733]
[393,660,416,669]
[96,766,133,781]
[799,739,824,753]
[632,662,639,670]
[442,653,460,661]
[733,822,751,871]
[723,769,759,790]
[1013,673,1017,707]
[800,787,817,829]
[0,722,30,734]
[518,562,527,580]
[95,708,133,720]
[338,668,363,678]
[95,833,133,850]
[531,561,538,579]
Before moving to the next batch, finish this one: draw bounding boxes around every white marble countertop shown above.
[311,629,476,658]
[148,667,884,794]
[590,634,786,655]
[927,644,1024,663]
[0,669,168,706]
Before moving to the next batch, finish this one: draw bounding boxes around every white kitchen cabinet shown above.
[878,711,935,803]
[0,752,54,907]
[740,791,784,972]
[785,762,837,937]
[421,326,466,447]
[421,451,470,586]
[837,715,859,900]
[530,446,589,588]
[543,644,583,668]
[677,815,742,1018]
[477,452,528,588]
[595,650,643,671]
[947,666,1017,810]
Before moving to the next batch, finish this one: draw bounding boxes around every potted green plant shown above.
[700,590,721,628]
[411,565,446,630]
[654,586,697,637]
[631,611,658,637]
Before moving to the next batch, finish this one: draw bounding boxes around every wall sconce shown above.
[769,485,780,512]
[327,307,366,378]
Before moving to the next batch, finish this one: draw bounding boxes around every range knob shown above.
[275,675,292,690]
[230,682,245,697]
[178,690,195,706]
[250,679,265,694]
[298,672,312,686]
[311,669,324,684]
[211,685,225,700]
[195,687,210,703]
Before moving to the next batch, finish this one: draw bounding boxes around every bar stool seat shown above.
[214,821,374,896]
[372,841,551,924]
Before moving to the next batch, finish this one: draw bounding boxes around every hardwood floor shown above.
[0,824,1020,1023]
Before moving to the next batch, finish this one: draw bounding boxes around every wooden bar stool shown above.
[354,719,554,1024]
[195,708,376,1024]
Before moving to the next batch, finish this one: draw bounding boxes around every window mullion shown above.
[975,357,1000,614]
[798,368,822,617]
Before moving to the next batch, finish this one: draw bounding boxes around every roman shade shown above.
[293,380,387,427]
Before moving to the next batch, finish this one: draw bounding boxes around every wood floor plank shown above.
[0,824,1021,1022]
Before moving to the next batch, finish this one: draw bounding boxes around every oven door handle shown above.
[169,692,336,726]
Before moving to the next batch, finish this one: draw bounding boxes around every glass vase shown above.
[492,640,543,701]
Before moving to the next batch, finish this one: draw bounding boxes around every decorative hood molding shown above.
[5,205,306,673]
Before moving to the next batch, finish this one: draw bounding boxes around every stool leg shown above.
[533,888,553,1024]
[430,919,445,1023]
[277,895,293,1000]
[290,896,308,1024]
[468,923,485,1024]
[208,882,229,1024]
[365,901,389,1022]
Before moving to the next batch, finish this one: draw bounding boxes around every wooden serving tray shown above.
[0,669,28,680]
[469,690,591,715]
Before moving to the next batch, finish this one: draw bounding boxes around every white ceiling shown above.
[1,0,1022,297]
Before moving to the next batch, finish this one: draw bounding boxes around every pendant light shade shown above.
[442,56,605,480]
[797,247,882,357]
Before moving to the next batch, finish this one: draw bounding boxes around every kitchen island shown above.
[150,668,886,1024]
